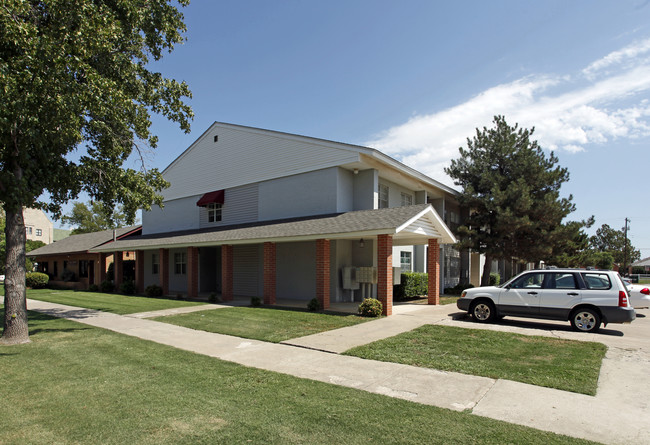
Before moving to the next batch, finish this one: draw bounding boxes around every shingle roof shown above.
[632,256,650,267]
[28,226,141,257]
[91,204,456,252]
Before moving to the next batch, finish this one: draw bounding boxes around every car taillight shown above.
[641,288,650,295]
[619,291,629,307]
[460,291,467,298]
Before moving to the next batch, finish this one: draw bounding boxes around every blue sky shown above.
[67,1,650,257]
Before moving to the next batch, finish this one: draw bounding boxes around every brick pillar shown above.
[377,234,393,316]
[263,242,276,305]
[221,245,234,301]
[160,248,169,296]
[99,253,107,283]
[135,250,145,294]
[428,239,440,305]
[114,251,124,290]
[316,239,330,310]
[187,246,199,299]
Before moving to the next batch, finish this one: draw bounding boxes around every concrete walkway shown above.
[26,299,650,445]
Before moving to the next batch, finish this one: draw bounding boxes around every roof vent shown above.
[213,135,218,143]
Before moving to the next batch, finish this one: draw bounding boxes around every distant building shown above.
[24,208,54,245]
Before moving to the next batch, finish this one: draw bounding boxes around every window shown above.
[400,193,413,207]
[26,227,33,235]
[581,273,611,290]
[378,184,389,209]
[400,251,412,273]
[174,252,187,275]
[510,272,545,289]
[207,203,222,222]
[36,229,42,236]
[152,253,159,275]
[79,260,89,278]
[551,273,577,289]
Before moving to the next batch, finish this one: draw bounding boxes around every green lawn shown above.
[155,306,370,343]
[23,287,206,314]
[0,310,596,445]
[345,325,606,395]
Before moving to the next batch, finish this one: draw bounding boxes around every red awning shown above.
[196,190,224,207]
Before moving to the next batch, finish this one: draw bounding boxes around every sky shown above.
[60,0,650,257]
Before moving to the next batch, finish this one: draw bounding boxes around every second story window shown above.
[400,193,413,207]
[26,227,33,235]
[207,203,222,222]
[378,184,389,209]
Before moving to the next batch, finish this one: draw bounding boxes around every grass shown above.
[0,310,596,445]
[345,325,606,395]
[23,287,206,314]
[155,306,370,342]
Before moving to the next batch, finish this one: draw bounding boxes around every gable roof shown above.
[631,256,650,267]
[27,226,141,257]
[91,205,456,252]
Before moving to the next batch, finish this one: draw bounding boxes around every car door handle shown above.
[527,291,538,295]
[567,292,579,296]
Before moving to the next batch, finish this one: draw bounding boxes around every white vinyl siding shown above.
[199,184,259,228]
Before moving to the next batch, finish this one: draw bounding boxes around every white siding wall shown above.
[378,178,416,209]
[199,184,259,228]
[163,123,361,202]
[142,198,198,235]
[143,250,159,289]
[353,169,377,210]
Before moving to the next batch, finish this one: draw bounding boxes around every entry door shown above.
[498,272,545,315]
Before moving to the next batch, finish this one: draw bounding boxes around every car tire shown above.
[570,308,601,333]
[470,300,496,323]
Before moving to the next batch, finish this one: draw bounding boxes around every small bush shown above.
[358,298,382,317]
[208,293,221,304]
[88,284,99,292]
[444,283,474,295]
[250,296,262,307]
[176,294,185,301]
[307,297,321,311]
[100,280,114,293]
[394,272,428,301]
[120,280,136,295]
[489,273,500,286]
[26,272,49,289]
[145,284,163,297]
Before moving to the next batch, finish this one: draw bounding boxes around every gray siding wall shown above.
[353,169,377,210]
[276,242,316,300]
[233,245,261,297]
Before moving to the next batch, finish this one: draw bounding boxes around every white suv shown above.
[456,269,636,332]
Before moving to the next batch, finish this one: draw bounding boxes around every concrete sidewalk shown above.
[26,298,650,445]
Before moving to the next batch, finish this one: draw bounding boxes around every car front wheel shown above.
[470,300,496,323]
[570,308,601,333]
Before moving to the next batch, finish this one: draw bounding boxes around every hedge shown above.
[393,272,428,301]
[26,272,49,289]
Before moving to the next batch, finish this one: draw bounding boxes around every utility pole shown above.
[623,218,630,275]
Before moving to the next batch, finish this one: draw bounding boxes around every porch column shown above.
[159,248,169,296]
[135,250,145,294]
[263,242,276,305]
[316,239,330,310]
[221,245,234,301]
[114,251,123,290]
[377,234,393,316]
[428,238,440,304]
[99,253,108,283]
[187,246,199,299]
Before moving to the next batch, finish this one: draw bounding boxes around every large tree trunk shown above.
[480,253,493,287]
[1,208,30,345]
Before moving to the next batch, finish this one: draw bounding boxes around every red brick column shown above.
[187,246,199,299]
[316,239,330,310]
[99,253,108,283]
[221,245,234,301]
[114,251,124,290]
[263,242,276,305]
[428,239,440,305]
[135,250,145,294]
[377,234,393,316]
[160,248,169,296]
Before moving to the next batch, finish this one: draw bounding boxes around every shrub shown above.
[444,283,474,295]
[394,272,428,301]
[100,280,114,293]
[26,272,49,289]
[208,293,221,303]
[88,284,99,292]
[145,284,163,297]
[176,294,185,300]
[489,273,500,286]
[358,298,382,317]
[307,297,321,311]
[250,296,262,307]
[120,280,136,295]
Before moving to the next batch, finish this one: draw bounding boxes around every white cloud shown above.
[366,40,650,186]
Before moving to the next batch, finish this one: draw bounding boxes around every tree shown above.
[445,116,575,285]
[544,217,594,268]
[590,224,641,266]
[1,1,193,344]
[61,201,130,235]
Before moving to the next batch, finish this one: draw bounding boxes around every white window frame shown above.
[174,252,187,275]
[400,251,412,273]
[207,203,222,223]
[36,228,42,236]
[400,193,413,207]
[378,184,389,209]
[151,253,159,275]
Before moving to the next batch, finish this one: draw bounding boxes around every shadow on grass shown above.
[254,304,365,318]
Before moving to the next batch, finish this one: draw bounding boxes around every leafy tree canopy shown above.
[1,0,193,344]
[445,116,575,285]
[590,224,641,266]
[61,201,130,235]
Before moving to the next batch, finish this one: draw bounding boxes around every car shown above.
[625,282,650,309]
[457,268,636,333]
